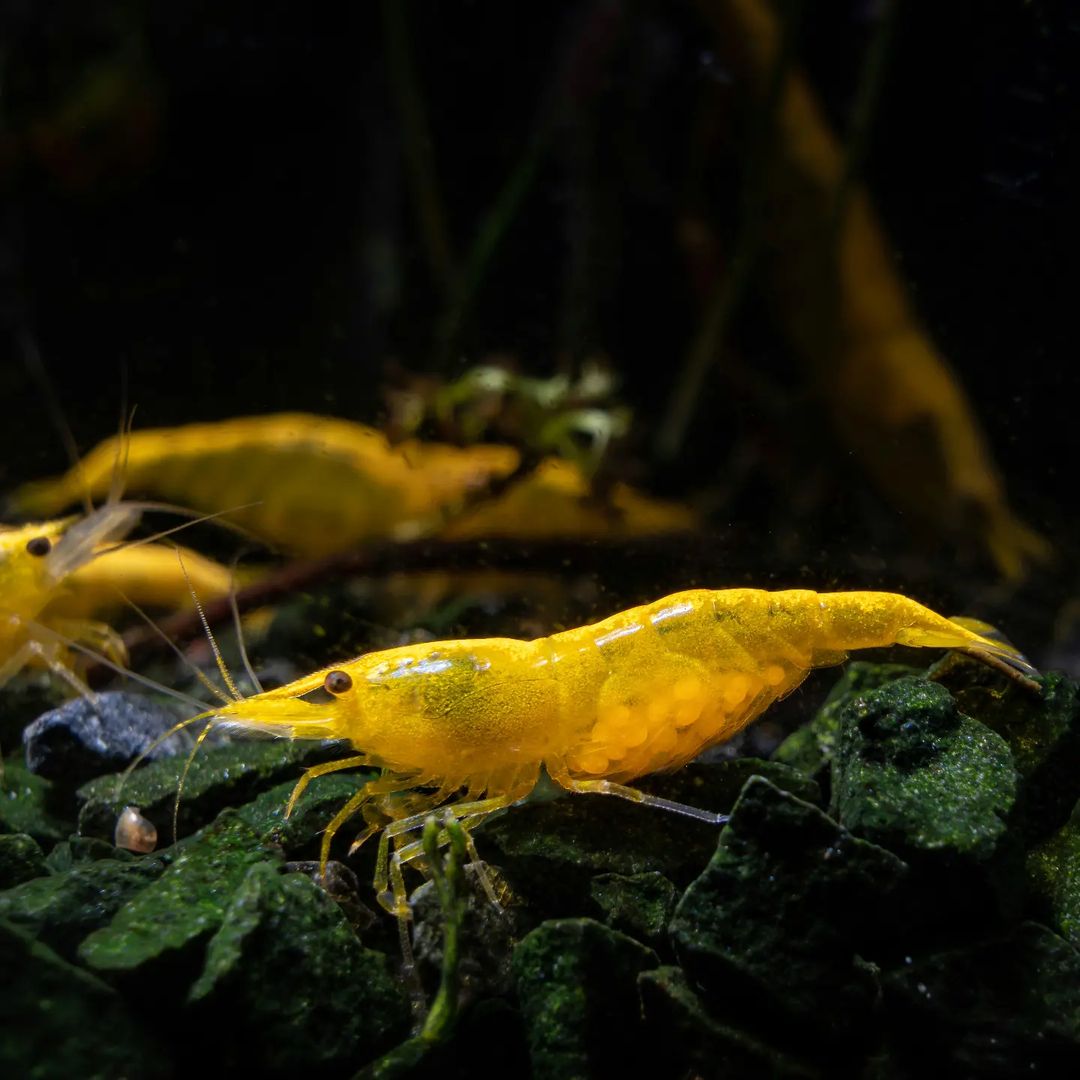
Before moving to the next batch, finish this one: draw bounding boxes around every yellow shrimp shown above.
[9,413,696,557]
[151,587,1037,919]
[0,507,142,692]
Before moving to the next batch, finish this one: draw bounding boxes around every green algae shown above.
[512,918,658,1080]
[830,677,1016,861]
[0,852,166,961]
[189,863,409,1074]
[0,755,72,844]
[670,775,906,1049]
[1027,798,1080,948]
[589,871,677,947]
[79,810,280,972]
[76,737,345,842]
[0,832,46,888]
[774,661,918,779]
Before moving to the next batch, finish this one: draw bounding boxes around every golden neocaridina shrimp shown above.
[144,587,1038,918]
[0,510,142,692]
[9,413,697,557]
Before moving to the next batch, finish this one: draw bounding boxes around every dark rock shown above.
[76,736,347,843]
[79,809,282,972]
[639,965,820,1079]
[0,755,73,844]
[0,918,166,1079]
[937,665,1080,844]
[0,853,166,961]
[188,863,410,1074]
[476,760,819,916]
[774,662,919,782]
[882,923,1080,1076]
[1027,798,1080,947]
[589,871,677,948]
[23,691,186,785]
[670,775,906,1053]
[44,835,132,873]
[512,918,658,1080]
[829,676,1020,922]
[0,833,46,888]
[411,861,525,1003]
[0,674,66,750]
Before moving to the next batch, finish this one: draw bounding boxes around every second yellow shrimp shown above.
[143,587,1037,917]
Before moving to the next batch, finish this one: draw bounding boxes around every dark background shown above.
[1,0,1076,653]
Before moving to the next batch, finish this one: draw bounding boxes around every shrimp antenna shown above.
[229,553,263,695]
[18,330,94,515]
[172,721,217,843]
[90,502,265,559]
[177,549,243,702]
[117,590,235,706]
[21,616,209,713]
[106,388,136,510]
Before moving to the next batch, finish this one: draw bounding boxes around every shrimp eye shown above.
[324,670,353,695]
[25,536,52,557]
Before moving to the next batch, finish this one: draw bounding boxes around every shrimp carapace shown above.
[153,587,1037,917]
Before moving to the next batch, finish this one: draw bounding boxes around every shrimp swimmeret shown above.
[132,586,1039,918]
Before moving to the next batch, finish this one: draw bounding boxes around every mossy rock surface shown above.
[189,863,410,1074]
[512,917,658,1080]
[0,832,46,888]
[1028,798,1080,948]
[0,918,166,1080]
[670,774,906,1052]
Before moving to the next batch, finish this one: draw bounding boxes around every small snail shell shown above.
[114,806,158,853]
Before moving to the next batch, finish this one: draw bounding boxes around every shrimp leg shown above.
[284,754,369,817]
[546,760,728,825]
[0,635,97,700]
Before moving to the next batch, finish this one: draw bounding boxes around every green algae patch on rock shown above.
[1027,799,1080,948]
[512,917,658,1080]
[589,871,677,948]
[830,677,1016,862]
[189,863,409,1074]
[882,922,1080,1075]
[0,853,166,961]
[939,667,1080,844]
[0,832,46,888]
[774,662,918,780]
[0,918,166,1080]
[0,755,72,844]
[76,737,342,843]
[639,965,819,1079]
[670,775,906,1051]
[79,809,281,972]
[477,759,818,916]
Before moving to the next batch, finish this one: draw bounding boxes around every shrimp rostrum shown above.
[152,587,1039,917]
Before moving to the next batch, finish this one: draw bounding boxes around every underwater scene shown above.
[1,2,1078,1076]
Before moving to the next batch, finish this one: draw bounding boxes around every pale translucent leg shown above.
[0,637,98,701]
[284,754,369,817]
[546,760,729,825]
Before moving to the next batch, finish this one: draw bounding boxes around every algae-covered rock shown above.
[882,922,1080,1076]
[512,917,658,1080]
[589,871,677,948]
[940,666,1080,843]
[189,863,410,1074]
[670,775,906,1050]
[774,662,918,779]
[830,677,1016,862]
[77,738,343,842]
[0,755,73,843]
[1027,798,1080,948]
[0,918,166,1080]
[79,809,281,972]
[0,832,46,888]
[0,852,166,961]
[639,965,819,1079]
[477,759,818,915]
